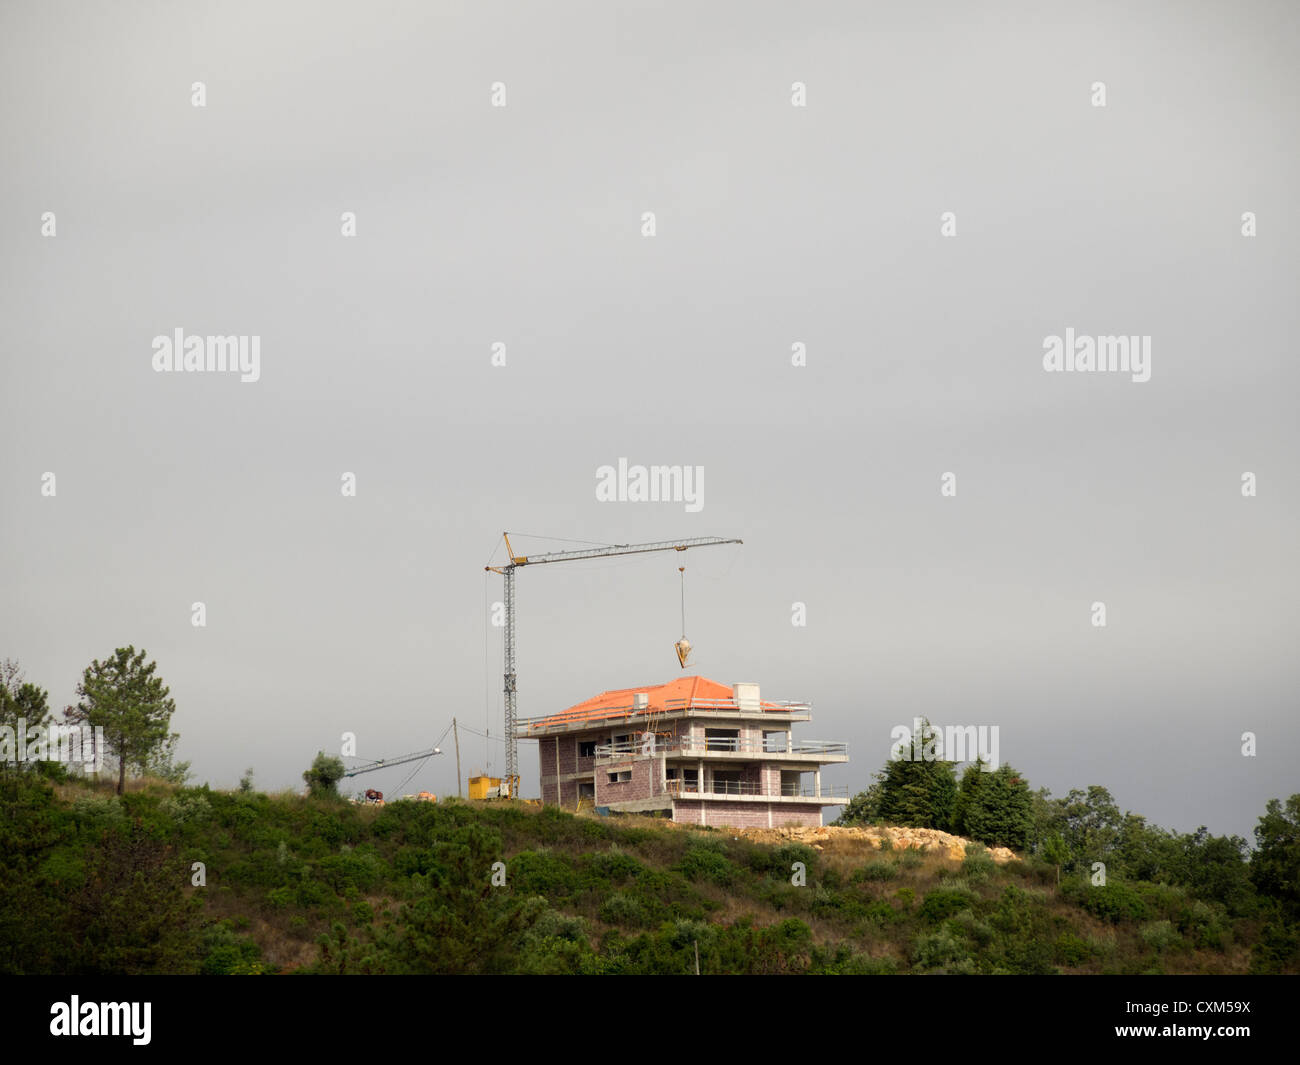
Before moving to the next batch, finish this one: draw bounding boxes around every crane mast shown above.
[486,533,742,797]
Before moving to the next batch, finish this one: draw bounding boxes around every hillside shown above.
[0,772,1281,975]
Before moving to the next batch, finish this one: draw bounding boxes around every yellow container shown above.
[468,775,502,800]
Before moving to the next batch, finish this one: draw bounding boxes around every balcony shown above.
[592,737,848,763]
[662,778,848,802]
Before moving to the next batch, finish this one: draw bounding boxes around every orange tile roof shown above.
[530,676,780,729]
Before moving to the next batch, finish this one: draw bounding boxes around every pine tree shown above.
[0,659,53,771]
[65,647,176,795]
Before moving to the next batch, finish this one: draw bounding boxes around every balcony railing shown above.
[662,778,848,800]
[593,737,848,760]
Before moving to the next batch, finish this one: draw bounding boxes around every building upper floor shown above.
[517,676,814,735]
[519,676,848,772]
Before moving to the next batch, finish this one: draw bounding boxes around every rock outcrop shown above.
[736,824,1018,863]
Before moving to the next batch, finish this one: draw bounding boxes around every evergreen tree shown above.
[1252,795,1300,915]
[954,761,1032,850]
[0,659,53,772]
[64,647,176,795]
[876,719,957,831]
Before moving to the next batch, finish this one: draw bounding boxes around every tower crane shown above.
[486,533,742,798]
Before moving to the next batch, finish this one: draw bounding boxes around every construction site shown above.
[339,532,851,828]
[522,675,848,828]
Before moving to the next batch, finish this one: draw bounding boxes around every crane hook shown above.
[674,566,692,668]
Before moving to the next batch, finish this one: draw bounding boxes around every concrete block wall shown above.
[671,801,823,829]
[539,737,558,804]
[537,720,819,811]
[594,755,661,805]
[539,730,611,807]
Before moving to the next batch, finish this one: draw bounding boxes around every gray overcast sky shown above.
[2,0,1296,843]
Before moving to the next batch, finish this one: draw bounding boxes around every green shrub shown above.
[1179,900,1230,950]
[199,922,265,975]
[1249,919,1300,974]
[949,909,995,948]
[509,849,579,898]
[861,900,903,927]
[316,850,382,895]
[810,886,869,922]
[70,792,125,825]
[37,850,85,891]
[1055,932,1093,966]
[985,885,1059,975]
[1135,881,1189,921]
[676,839,737,887]
[266,886,294,909]
[583,847,645,885]
[294,875,331,908]
[962,843,996,882]
[517,908,595,974]
[913,927,975,973]
[160,791,212,826]
[772,843,819,875]
[599,891,663,929]
[1064,880,1149,924]
[853,861,898,882]
[920,889,976,923]
[1139,920,1183,953]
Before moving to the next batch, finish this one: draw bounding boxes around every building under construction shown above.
[517,676,848,829]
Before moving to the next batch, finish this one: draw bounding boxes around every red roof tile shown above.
[529,676,779,729]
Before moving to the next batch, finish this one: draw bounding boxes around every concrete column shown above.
[698,759,705,796]
[814,768,821,798]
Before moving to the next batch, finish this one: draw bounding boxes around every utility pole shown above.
[453,717,462,798]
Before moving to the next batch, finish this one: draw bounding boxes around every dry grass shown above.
[51,773,182,801]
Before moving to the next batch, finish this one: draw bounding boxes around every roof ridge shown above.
[588,675,716,695]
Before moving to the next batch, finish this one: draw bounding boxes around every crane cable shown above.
[457,723,505,744]
[680,566,687,639]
